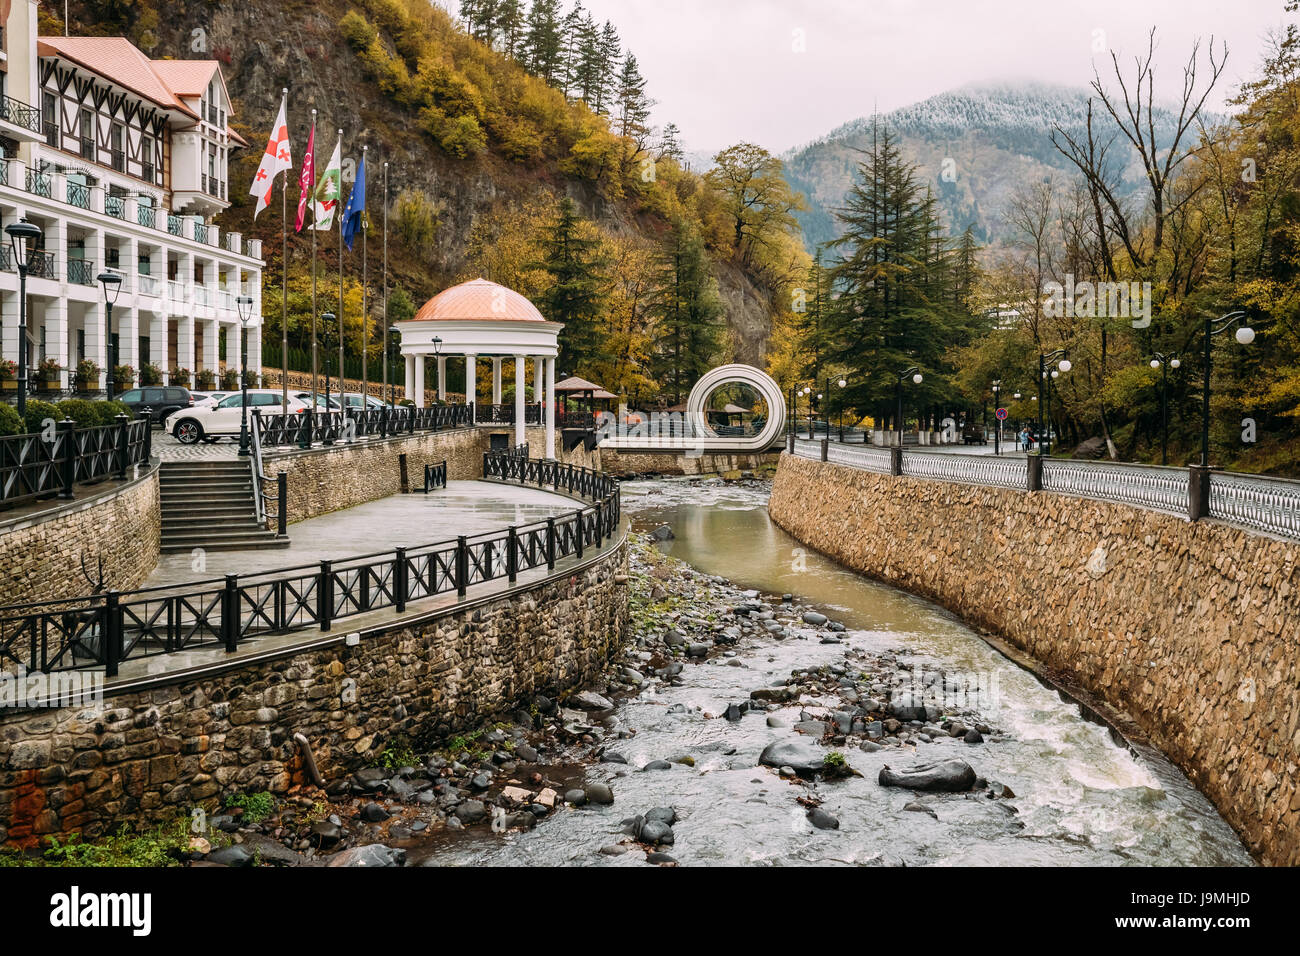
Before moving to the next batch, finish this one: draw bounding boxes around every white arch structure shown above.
[600,363,786,452]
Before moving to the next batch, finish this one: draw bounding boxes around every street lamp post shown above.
[1200,311,1253,468]
[431,335,442,406]
[799,386,812,439]
[1149,352,1181,466]
[991,380,1001,455]
[236,295,254,457]
[96,271,122,400]
[1037,350,1071,456]
[6,219,44,417]
[830,376,847,441]
[896,367,922,447]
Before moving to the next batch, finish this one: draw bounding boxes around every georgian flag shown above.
[250,92,292,219]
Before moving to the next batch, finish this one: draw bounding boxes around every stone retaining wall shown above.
[264,425,599,523]
[768,452,1300,866]
[600,448,780,477]
[0,537,627,847]
[0,467,161,607]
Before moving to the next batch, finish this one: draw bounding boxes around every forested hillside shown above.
[49,0,809,403]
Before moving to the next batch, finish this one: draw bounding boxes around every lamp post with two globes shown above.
[1150,352,1180,466]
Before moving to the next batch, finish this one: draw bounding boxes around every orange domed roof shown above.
[409,278,546,323]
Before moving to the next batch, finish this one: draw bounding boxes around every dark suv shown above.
[116,386,194,425]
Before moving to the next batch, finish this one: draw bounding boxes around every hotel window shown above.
[110,123,124,171]
[79,108,93,160]
[42,91,57,147]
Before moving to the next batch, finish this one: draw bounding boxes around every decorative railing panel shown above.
[904,449,1030,490]
[1208,472,1300,540]
[1041,459,1189,516]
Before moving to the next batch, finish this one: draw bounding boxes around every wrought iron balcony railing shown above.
[0,94,43,135]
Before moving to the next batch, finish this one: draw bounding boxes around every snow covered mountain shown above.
[783,81,1199,251]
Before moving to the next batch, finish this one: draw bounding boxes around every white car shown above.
[171,389,311,443]
[190,390,233,408]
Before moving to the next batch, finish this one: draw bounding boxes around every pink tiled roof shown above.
[37,36,219,121]
[409,278,548,323]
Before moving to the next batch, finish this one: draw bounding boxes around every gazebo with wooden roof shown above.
[396,278,563,458]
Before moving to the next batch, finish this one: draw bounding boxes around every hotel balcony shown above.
[0,93,45,144]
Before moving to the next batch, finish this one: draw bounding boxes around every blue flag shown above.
[340,151,366,251]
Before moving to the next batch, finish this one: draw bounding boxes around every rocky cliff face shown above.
[78,0,776,366]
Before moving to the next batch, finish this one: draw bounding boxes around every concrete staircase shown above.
[159,460,289,553]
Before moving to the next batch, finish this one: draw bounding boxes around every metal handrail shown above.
[0,452,620,677]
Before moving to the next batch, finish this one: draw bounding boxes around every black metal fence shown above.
[477,403,543,425]
[422,460,447,492]
[0,452,620,678]
[1,415,151,509]
[252,403,473,449]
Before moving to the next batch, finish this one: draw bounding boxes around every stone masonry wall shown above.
[769,452,1300,866]
[0,539,627,847]
[600,448,780,477]
[264,425,600,524]
[0,468,161,608]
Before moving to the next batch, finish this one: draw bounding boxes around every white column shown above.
[48,298,70,390]
[491,356,502,406]
[514,355,526,446]
[437,356,446,400]
[544,356,556,460]
[412,353,425,408]
[0,291,16,365]
[119,306,139,381]
[247,323,261,382]
[405,353,417,406]
[534,356,543,401]
[202,317,218,374]
[177,313,195,383]
[149,313,166,381]
[83,304,106,391]
[465,354,477,422]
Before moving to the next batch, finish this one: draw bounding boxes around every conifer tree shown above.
[535,197,610,371]
[648,219,725,404]
[524,0,566,85]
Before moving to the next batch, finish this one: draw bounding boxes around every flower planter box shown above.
[0,380,15,391]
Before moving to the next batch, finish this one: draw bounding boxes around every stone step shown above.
[161,532,290,553]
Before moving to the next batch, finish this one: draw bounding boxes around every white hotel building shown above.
[0,0,262,393]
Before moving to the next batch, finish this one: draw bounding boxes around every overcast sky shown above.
[565,0,1292,156]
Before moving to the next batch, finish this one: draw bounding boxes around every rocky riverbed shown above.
[178,476,1250,868]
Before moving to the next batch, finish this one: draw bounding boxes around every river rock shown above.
[751,688,795,703]
[645,807,677,826]
[964,729,984,744]
[802,611,829,626]
[571,690,615,711]
[649,524,675,540]
[878,759,977,792]
[759,740,825,774]
[807,807,840,830]
[326,844,406,868]
[903,801,939,819]
[206,845,254,867]
[359,802,390,823]
[641,760,672,771]
[585,783,615,805]
[639,820,675,845]
[564,788,587,806]
[454,800,489,824]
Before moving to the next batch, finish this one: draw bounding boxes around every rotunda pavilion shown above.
[396,278,563,459]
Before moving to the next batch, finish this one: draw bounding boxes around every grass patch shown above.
[0,816,191,867]
[224,791,275,824]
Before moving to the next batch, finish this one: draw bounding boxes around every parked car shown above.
[189,390,233,409]
[170,389,311,443]
[962,422,987,445]
[116,386,195,425]
[339,393,389,410]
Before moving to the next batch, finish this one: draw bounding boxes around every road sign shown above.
[995,407,1009,421]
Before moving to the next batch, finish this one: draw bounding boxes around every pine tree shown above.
[524,0,565,85]
[796,253,830,381]
[657,122,684,162]
[592,20,621,114]
[496,0,527,58]
[648,219,725,404]
[615,53,652,152]
[534,197,609,372]
[560,2,586,98]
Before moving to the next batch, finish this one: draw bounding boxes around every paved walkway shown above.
[145,479,580,587]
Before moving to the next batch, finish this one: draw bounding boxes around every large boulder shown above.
[759,740,825,775]
[1072,436,1107,460]
[878,759,976,793]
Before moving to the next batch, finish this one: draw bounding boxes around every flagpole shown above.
[280,90,289,413]
[382,161,389,406]
[310,109,318,414]
[361,144,369,408]
[337,129,345,417]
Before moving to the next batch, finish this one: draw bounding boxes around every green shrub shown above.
[194,369,216,390]
[55,399,100,427]
[219,369,240,391]
[23,399,59,434]
[223,791,275,824]
[140,363,163,386]
[0,404,22,436]
[95,401,132,426]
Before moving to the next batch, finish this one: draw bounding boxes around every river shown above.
[411,478,1252,867]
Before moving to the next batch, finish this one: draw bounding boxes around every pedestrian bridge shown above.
[596,364,786,454]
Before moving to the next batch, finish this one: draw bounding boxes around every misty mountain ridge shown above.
[783,80,1214,252]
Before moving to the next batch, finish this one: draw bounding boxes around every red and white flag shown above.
[250,91,292,219]
[295,119,316,232]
